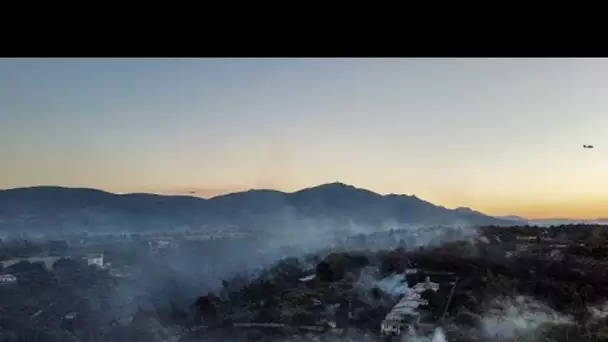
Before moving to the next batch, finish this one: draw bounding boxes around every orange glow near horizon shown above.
[3,59,608,221]
[479,200,608,220]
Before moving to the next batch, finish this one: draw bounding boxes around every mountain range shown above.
[495,215,608,227]
[0,182,518,235]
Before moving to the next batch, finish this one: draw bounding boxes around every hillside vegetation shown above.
[3,224,608,341]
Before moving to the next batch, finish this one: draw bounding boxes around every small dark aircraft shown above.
[583,144,594,149]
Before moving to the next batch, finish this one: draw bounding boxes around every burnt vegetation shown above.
[183,224,608,341]
[3,224,608,341]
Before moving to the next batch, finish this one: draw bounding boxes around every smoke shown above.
[34,210,485,341]
[107,216,481,313]
[401,327,447,342]
[479,296,573,341]
[353,267,408,309]
[372,274,409,298]
[587,301,608,320]
[259,329,381,342]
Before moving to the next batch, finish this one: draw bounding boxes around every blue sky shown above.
[1,58,607,218]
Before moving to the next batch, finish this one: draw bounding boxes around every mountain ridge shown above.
[0,183,518,235]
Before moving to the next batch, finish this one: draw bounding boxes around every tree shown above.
[272,257,305,281]
[316,261,334,282]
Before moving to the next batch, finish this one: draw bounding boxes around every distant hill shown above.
[496,215,608,227]
[496,215,530,224]
[0,182,518,235]
[528,218,608,227]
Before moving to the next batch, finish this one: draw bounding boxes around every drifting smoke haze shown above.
[356,271,409,300]
[5,58,608,342]
[188,330,445,342]
[106,221,477,308]
[2,185,585,342]
[79,215,484,342]
[401,327,448,342]
[479,296,574,342]
[587,301,608,320]
[3,212,601,342]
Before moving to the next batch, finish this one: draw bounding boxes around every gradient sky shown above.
[1,58,607,219]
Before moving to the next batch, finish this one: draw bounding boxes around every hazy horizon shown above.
[2,58,607,220]
[2,182,606,221]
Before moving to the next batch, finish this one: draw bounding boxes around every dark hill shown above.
[0,183,516,234]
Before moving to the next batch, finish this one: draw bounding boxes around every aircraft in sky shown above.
[583,144,594,149]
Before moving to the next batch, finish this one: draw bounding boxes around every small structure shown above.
[148,240,172,254]
[380,277,439,337]
[0,256,61,270]
[83,254,104,268]
[0,274,17,285]
[299,274,316,282]
[411,276,440,293]
[381,318,404,336]
[381,312,420,337]
[476,236,491,245]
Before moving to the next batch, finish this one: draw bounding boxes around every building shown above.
[83,254,104,268]
[0,274,17,285]
[148,240,172,254]
[380,277,439,337]
[0,256,61,270]
[411,277,440,293]
[0,254,105,273]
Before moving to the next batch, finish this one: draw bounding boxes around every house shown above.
[0,256,61,270]
[381,318,403,336]
[1,254,105,273]
[380,277,439,337]
[148,240,172,254]
[0,274,17,285]
[411,276,440,293]
[381,313,420,337]
[83,254,104,268]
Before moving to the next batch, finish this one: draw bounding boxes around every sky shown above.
[1,58,608,219]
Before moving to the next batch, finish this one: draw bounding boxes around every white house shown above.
[381,318,403,336]
[83,254,104,268]
[0,256,61,270]
[380,277,439,337]
[0,274,17,285]
[411,276,440,293]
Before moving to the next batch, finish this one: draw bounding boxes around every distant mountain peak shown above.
[0,182,515,235]
[2,185,108,193]
[310,182,356,190]
[497,215,528,221]
[293,182,382,198]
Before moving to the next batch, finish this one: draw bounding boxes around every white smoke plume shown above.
[587,301,608,320]
[479,295,573,341]
[353,267,409,307]
[401,327,448,342]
